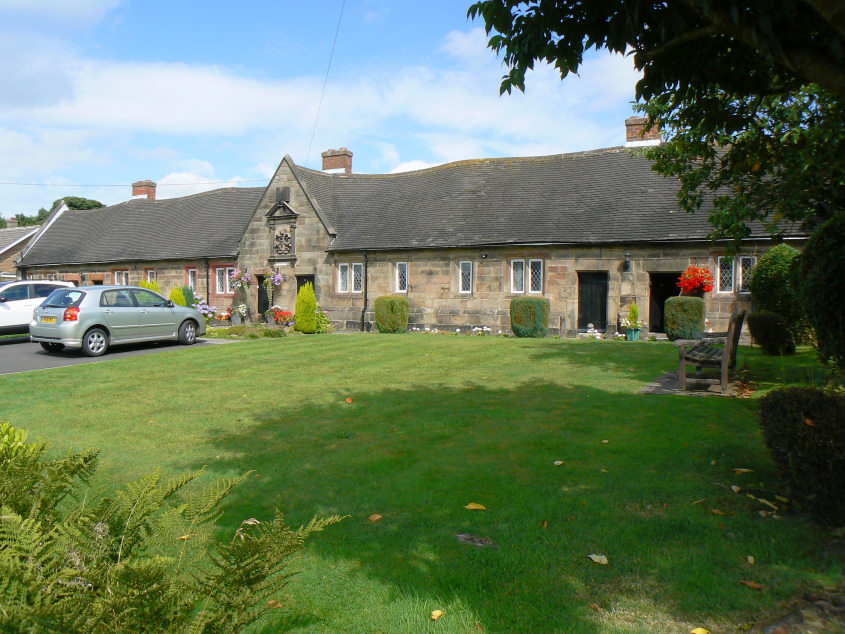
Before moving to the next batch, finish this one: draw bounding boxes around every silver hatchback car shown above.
[30,285,207,356]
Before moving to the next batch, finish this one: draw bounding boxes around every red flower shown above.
[677,266,714,293]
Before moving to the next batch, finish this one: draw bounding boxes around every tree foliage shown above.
[0,422,343,632]
[5,197,104,228]
[467,1,845,99]
[749,244,811,343]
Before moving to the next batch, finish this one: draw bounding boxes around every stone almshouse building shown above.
[16,119,804,335]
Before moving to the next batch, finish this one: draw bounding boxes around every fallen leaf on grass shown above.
[692,499,705,505]
[730,485,742,493]
[805,417,815,426]
[431,609,443,621]
[368,514,383,522]
[542,520,549,529]
[553,460,565,466]
[588,554,609,565]
[177,533,197,541]
[601,440,609,444]
[733,468,753,474]
[711,509,726,516]
[600,468,608,473]
[464,503,486,510]
[690,628,711,634]
[346,397,353,404]
[591,603,601,611]
[740,580,762,590]
[775,495,789,503]
[747,555,755,565]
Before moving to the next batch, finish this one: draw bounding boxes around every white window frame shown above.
[215,267,234,294]
[145,268,156,283]
[113,270,129,286]
[187,268,198,292]
[395,262,408,293]
[528,259,544,294]
[716,256,734,293]
[511,259,525,293]
[459,261,473,294]
[737,255,756,294]
[337,263,350,292]
[352,263,364,293]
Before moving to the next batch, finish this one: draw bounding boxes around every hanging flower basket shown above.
[677,266,714,296]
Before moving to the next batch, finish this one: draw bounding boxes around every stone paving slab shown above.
[639,371,737,397]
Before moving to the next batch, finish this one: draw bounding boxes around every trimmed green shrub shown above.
[510,297,550,338]
[747,311,795,356]
[169,286,187,306]
[664,296,705,340]
[374,295,410,333]
[0,422,342,630]
[294,282,317,333]
[315,305,334,334]
[139,279,163,295]
[759,388,845,525]
[794,214,845,370]
[750,244,811,343]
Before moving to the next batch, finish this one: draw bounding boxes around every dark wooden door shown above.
[296,275,315,296]
[256,276,270,316]
[578,272,608,330]
[649,272,681,332]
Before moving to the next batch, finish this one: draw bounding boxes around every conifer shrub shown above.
[510,297,550,337]
[747,311,796,356]
[374,295,410,333]
[180,285,196,308]
[169,286,187,306]
[139,279,163,295]
[759,388,845,525]
[750,244,811,343]
[0,422,342,630]
[294,282,317,333]
[664,296,705,340]
[794,214,845,370]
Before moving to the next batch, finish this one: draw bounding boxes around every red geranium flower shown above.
[677,266,714,293]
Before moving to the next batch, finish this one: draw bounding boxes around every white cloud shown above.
[156,170,249,199]
[0,0,122,23]
[389,160,441,174]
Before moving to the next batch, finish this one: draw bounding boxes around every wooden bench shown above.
[674,311,746,393]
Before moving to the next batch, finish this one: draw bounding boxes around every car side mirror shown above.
[166,300,175,308]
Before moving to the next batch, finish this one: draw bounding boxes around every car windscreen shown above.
[0,281,12,290]
[43,289,86,308]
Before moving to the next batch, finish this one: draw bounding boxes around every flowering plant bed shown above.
[677,266,714,294]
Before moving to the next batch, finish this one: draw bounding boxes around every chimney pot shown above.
[321,148,353,174]
[7,216,18,228]
[132,179,157,200]
[625,116,661,147]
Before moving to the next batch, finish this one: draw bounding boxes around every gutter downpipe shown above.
[361,250,369,332]
[205,259,210,302]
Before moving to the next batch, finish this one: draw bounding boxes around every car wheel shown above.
[40,342,64,353]
[178,320,197,345]
[82,328,108,357]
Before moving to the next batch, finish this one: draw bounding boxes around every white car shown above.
[0,280,75,335]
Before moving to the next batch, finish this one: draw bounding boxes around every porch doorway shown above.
[255,275,270,316]
[578,272,608,330]
[649,272,682,333]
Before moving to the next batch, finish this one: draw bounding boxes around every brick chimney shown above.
[7,216,18,228]
[625,116,661,147]
[132,179,157,200]
[321,148,353,175]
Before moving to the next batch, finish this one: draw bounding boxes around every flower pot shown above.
[626,328,641,341]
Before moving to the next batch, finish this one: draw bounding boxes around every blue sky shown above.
[0,0,641,217]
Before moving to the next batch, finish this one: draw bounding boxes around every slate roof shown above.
[0,226,38,254]
[18,188,264,267]
[294,147,788,252]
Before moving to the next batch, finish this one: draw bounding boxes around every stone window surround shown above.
[395,261,408,293]
[716,255,755,294]
[144,268,156,283]
[336,262,364,294]
[510,258,544,294]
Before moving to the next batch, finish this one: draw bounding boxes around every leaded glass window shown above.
[338,264,349,292]
[396,262,408,292]
[529,259,543,293]
[718,256,734,292]
[459,261,472,293]
[738,256,755,293]
[352,263,363,292]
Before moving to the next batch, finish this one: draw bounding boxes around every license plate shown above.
[41,316,56,324]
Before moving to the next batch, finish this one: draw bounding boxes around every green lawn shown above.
[0,336,839,633]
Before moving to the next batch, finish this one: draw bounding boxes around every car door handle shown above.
[103,309,113,314]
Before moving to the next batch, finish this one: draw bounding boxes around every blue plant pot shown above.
[626,329,641,341]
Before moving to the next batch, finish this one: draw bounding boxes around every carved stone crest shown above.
[274,229,293,255]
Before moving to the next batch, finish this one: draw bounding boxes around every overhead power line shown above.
[0,179,267,188]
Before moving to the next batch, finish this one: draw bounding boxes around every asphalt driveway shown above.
[0,335,232,376]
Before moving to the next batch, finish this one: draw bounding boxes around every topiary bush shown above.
[169,286,187,306]
[759,388,845,525]
[664,296,705,340]
[294,282,317,333]
[794,214,845,370]
[747,311,795,355]
[750,244,811,343]
[374,295,410,333]
[510,297,550,337]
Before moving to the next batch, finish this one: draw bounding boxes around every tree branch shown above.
[634,26,716,63]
